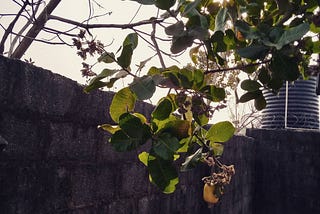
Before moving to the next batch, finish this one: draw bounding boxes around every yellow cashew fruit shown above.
[203,183,219,205]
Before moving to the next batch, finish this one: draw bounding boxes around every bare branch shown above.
[151,21,166,69]
[0,0,29,54]
[48,15,164,30]
[8,0,42,56]
[11,0,62,59]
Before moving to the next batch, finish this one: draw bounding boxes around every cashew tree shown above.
[1,0,319,205]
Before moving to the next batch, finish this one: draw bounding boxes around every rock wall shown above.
[1,56,319,214]
[0,56,255,214]
[247,128,320,214]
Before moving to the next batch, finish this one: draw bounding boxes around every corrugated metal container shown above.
[261,77,319,129]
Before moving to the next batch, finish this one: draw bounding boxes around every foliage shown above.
[83,0,319,195]
[2,0,319,198]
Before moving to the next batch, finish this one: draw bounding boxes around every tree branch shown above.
[0,0,29,55]
[151,21,166,69]
[48,15,164,29]
[204,59,271,75]
[11,0,62,59]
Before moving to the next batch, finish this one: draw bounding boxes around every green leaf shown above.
[258,67,271,85]
[214,7,228,33]
[200,85,226,102]
[181,147,203,171]
[211,142,224,156]
[109,113,151,152]
[241,79,262,91]
[117,33,138,68]
[270,54,300,81]
[165,21,184,36]
[206,121,235,143]
[159,119,190,140]
[239,90,262,103]
[117,45,133,68]
[237,45,269,60]
[152,98,173,120]
[130,0,155,5]
[182,0,201,17]
[110,87,136,123]
[98,52,115,63]
[170,33,194,54]
[109,130,139,151]
[211,31,227,52]
[148,155,179,194]
[254,95,267,110]
[235,20,259,40]
[153,132,181,160]
[155,0,176,10]
[275,23,310,50]
[123,33,138,49]
[97,124,120,134]
[129,75,156,100]
[138,152,149,166]
[83,80,108,93]
[119,113,151,139]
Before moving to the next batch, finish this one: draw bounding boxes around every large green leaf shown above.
[109,113,151,151]
[237,44,269,60]
[130,0,155,4]
[275,23,310,50]
[117,45,133,68]
[235,20,259,40]
[270,54,300,81]
[155,0,176,10]
[206,121,235,143]
[165,21,184,36]
[200,85,226,102]
[182,0,201,17]
[119,113,151,139]
[170,33,194,54]
[148,154,179,193]
[152,98,173,120]
[110,87,136,123]
[241,79,262,92]
[117,33,138,68]
[129,75,156,100]
[83,69,119,93]
[181,147,203,171]
[83,80,109,93]
[160,119,190,140]
[214,7,228,32]
[254,95,267,110]
[258,67,271,85]
[239,90,262,103]
[98,52,115,63]
[153,132,181,160]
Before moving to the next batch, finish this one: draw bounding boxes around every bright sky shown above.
[0,0,264,125]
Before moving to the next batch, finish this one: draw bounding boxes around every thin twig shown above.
[151,21,166,69]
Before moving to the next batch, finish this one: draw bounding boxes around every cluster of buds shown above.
[72,30,105,77]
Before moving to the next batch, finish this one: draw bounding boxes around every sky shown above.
[3,0,318,128]
[0,0,237,123]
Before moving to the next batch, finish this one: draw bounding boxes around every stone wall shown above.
[247,128,320,214]
[1,56,319,214]
[0,56,255,214]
